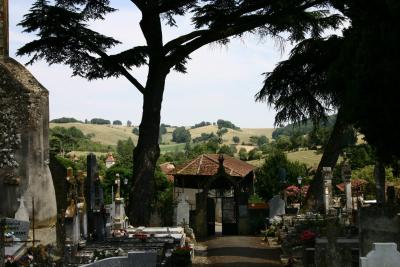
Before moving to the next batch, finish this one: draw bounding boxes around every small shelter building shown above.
[173,154,256,237]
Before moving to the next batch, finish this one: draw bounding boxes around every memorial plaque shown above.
[4,218,30,241]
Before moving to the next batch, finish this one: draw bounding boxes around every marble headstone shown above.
[268,195,285,218]
[175,193,190,227]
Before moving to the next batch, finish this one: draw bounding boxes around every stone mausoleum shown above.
[0,0,57,226]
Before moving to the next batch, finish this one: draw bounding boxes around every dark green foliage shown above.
[50,126,110,153]
[172,127,191,143]
[193,132,218,143]
[112,120,122,125]
[275,135,291,151]
[191,121,211,129]
[51,117,82,123]
[218,144,237,157]
[344,144,375,170]
[238,148,248,161]
[248,148,262,160]
[216,119,240,130]
[272,115,336,139]
[232,136,240,144]
[90,118,111,125]
[154,168,174,226]
[255,150,309,201]
[50,126,87,153]
[116,138,135,168]
[104,165,133,204]
[216,127,228,138]
[249,135,269,147]
[132,127,139,135]
[160,124,168,135]
[127,120,132,127]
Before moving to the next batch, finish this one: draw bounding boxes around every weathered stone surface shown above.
[0,57,56,226]
[82,251,157,267]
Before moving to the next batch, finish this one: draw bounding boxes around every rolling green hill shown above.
[50,123,274,151]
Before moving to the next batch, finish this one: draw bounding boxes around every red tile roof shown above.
[336,178,368,192]
[175,154,255,178]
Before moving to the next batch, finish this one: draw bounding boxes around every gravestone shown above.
[0,0,56,226]
[175,193,190,227]
[86,154,105,240]
[360,243,400,267]
[64,168,80,246]
[268,195,285,218]
[14,197,29,222]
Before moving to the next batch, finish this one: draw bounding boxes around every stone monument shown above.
[0,0,56,226]
[322,167,333,214]
[175,193,190,227]
[341,162,352,212]
[112,174,127,232]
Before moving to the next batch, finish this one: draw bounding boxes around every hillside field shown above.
[50,123,274,151]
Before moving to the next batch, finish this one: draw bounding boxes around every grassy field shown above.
[50,123,138,146]
[52,122,275,147]
[248,149,324,168]
[188,125,274,145]
[286,150,322,168]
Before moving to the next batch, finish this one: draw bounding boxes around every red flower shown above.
[299,230,316,241]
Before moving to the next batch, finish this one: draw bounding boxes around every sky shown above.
[9,1,294,128]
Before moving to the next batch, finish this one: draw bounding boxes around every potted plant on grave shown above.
[299,230,317,247]
[171,246,192,267]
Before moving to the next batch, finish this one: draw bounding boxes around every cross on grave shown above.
[15,197,29,222]
[115,173,121,199]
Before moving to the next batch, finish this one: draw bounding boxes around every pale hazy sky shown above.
[9,0,294,128]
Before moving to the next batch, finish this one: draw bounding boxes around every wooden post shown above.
[0,0,9,58]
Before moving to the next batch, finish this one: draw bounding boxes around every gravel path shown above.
[193,235,283,267]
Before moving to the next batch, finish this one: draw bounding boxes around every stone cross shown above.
[0,0,8,58]
[115,173,121,199]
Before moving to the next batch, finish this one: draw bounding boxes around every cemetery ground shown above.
[193,235,283,267]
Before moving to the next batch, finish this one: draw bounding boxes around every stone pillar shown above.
[374,161,386,204]
[195,192,208,238]
[342,162,352,212]
[322,167,333,215]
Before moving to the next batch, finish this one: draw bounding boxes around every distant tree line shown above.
[272,115,336,139]
[50,117,82,123]
[191,121,211,129]
[217,119,240,130]
[49,126,110,154]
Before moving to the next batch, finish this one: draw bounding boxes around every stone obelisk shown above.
[0,0,57,227]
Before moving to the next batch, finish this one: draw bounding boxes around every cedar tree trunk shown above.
[305,108,351,210]
[129,66,168,225]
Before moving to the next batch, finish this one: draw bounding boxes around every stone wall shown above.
[0,57,56,226]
